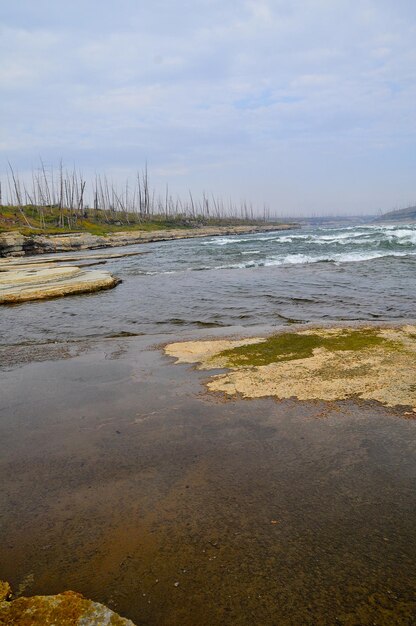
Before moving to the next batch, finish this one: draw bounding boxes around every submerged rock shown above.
[0,582,136,625]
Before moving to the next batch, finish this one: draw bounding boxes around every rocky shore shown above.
[0,224,294,257]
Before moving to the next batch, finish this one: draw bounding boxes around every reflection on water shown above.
[1,336,416,625]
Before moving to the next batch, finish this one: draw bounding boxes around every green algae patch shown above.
[217,329,398,368]
[165,325,416,411]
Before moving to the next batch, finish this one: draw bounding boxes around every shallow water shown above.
[2,223,416,346]
[1,336,416,625]
[2,223,416,624]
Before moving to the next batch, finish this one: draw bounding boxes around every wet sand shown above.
[1,333,416,625]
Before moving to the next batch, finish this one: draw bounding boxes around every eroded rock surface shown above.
[0,232,26,257]
[0,263,119,304]
[165,325,416,411]
[0,582,136,625]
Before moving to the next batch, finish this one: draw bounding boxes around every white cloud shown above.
[0,26,62,88]
[1,1,416,213]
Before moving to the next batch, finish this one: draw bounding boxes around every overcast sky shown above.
[1,0,416,215]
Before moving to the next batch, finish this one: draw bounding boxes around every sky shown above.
[1,0,416,216]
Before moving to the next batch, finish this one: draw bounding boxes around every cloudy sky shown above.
[1,0,416,215]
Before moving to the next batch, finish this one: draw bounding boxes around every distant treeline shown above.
[0,161,278,230]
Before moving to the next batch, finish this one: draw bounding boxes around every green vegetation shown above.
[0,204,274,236]
[217,329,399,367]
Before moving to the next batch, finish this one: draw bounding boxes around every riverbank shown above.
[0,223,295,257]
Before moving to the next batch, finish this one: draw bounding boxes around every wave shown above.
[316,232,367,241]
[333,250,413,263]
[139,248,416,275]
[201,226,416,250]
[205,250,416,271]
[385,229,416,245]
[137,224,416,276]
[203,235,278,246]
[202,232,313,246]
[296,226,416,248]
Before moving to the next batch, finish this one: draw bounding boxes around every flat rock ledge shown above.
[0,264,119,304]
[165,325,416,411]
[0,580,136,625]
[0,224,294,257]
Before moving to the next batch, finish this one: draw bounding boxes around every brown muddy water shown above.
[1,332,416,625]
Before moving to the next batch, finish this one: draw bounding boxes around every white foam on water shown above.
[334,250,415,263]
[142,224,416,274]
[201,236,253,246]
[388,230,416,244]
[258,234,311,242]
[275,236,293,243]
[209,249,416,271]
[271,254,322,266]
[208,237,240,245]
[316,232,365,241]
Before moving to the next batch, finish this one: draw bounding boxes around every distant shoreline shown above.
[0,223,297,258]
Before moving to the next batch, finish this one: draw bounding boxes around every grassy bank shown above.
[0,205,285,236]
[1,162,286,235]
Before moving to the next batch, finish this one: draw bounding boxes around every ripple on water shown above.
[1,224,416,345]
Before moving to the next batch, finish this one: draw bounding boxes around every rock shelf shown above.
[165,325,416,411]
[0,249,148,267]
[0,263,119,304]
